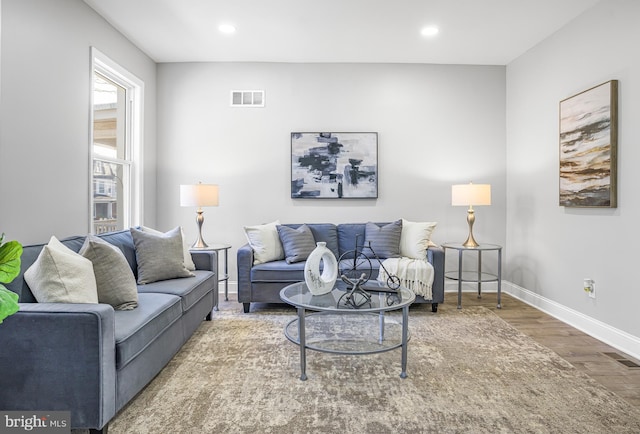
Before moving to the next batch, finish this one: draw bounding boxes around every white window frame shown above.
[89,47,144,233]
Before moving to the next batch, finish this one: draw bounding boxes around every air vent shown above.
[230,90,265,107]
[603,352,640,368]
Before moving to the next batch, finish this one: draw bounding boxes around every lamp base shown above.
[463,207,480,248]
[462,236,479,248]
[191,209,209,249]
[191,237,209,249]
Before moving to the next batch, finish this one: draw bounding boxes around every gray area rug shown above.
[110,306,640,433]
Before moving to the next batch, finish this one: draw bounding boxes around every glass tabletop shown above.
[441,242,502,251]
[280,280,415,312]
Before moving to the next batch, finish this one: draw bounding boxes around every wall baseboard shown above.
[502,281,640,361]
[223,281,239,295]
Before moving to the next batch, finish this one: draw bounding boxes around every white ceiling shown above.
[83,0,600,65]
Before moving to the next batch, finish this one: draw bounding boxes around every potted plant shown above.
[0,233,22,323]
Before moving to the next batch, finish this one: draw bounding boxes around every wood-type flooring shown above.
[437,290,640,407]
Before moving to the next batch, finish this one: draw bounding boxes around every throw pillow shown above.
[364,220,403,259]
[400,219,438,259]
[277,224,317,264]
[80,234,138,310]
[24,236,99,304]
[130,227,195,284]
[141,226,196,271]
[244,220,285,265]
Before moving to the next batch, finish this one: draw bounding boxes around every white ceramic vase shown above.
[304,242,338,296]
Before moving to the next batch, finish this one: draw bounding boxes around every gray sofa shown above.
[238,223,444,313]
[0,229,218,434]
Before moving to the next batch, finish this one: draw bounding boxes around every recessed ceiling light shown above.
[420,26,439,37]
[219,24,236,34]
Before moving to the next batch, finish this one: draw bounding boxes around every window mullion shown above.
[94,156,132,166]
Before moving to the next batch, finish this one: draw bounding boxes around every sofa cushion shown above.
[130,227,194,284]
[6,244,49,303]
[24,236,99,304]
[79,234,138,311]
[251,259,381,282]
[137,270,215,312]
[251,260,306,282]
[97,230,139,277]
[302,224,339,258]
[364,220,402,259]
[337,223,366,259]
[61,230,139,277]
[400,219,438,259]
[244,220,285,264]
[114,292,182,369]
[277,224,316,264]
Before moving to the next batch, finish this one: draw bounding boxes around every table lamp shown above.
[451,182,491,248]
[180,182,219,248]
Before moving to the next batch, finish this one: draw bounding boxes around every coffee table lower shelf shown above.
[284,310,411,381]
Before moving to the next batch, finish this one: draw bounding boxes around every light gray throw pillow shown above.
[277,224,317,264]
[80,234,138,310]
[130,227,195,284]
[364,220,403,259]
[141,225,196,271]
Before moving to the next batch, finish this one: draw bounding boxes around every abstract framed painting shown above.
[291,132,378,199]
[559,80,618,207]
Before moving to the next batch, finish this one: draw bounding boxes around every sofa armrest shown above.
[426,245,443,268]
[237,244,254,303]
[427,245,445,295]
[190,250,218,273]
[190,251,219,308]
[0,303,116,431]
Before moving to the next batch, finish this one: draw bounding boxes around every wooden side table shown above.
[442,242,502,309]
[191,243,232,303]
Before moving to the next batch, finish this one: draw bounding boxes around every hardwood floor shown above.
[440,290,640,408]
[222,290,640,408]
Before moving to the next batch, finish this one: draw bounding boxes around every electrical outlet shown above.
[584,278,595,299]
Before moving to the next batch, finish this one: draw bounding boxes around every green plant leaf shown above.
[0,284,19,323]
[0,240,22,284]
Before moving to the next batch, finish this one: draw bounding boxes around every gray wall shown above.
[156,62,507,281]
[506,0,640,337]
[0,0,157,244]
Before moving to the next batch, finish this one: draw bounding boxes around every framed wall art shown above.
[291,132,378,199]
[559,80,618,207]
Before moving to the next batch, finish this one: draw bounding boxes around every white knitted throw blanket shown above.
[377,257,434,300]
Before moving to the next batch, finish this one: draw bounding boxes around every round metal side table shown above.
[191,243,232,304]
[442,242,502,309]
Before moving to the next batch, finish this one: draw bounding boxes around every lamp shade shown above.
[180,184,219,207]
[451,183,491,207]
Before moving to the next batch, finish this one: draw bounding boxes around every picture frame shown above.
[291,132,378,199]
[559,80,618,208]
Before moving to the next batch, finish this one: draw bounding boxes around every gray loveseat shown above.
[0,229,218,433]
[238,222,444,313]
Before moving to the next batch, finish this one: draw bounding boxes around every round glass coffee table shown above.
[280,280,415,381]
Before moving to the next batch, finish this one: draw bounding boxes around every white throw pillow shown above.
[142,226,196,271]
[24,236,99,304]
[399,219,438,259]
[244,220,285,265]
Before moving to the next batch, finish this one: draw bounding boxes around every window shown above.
[90,48,143,234]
